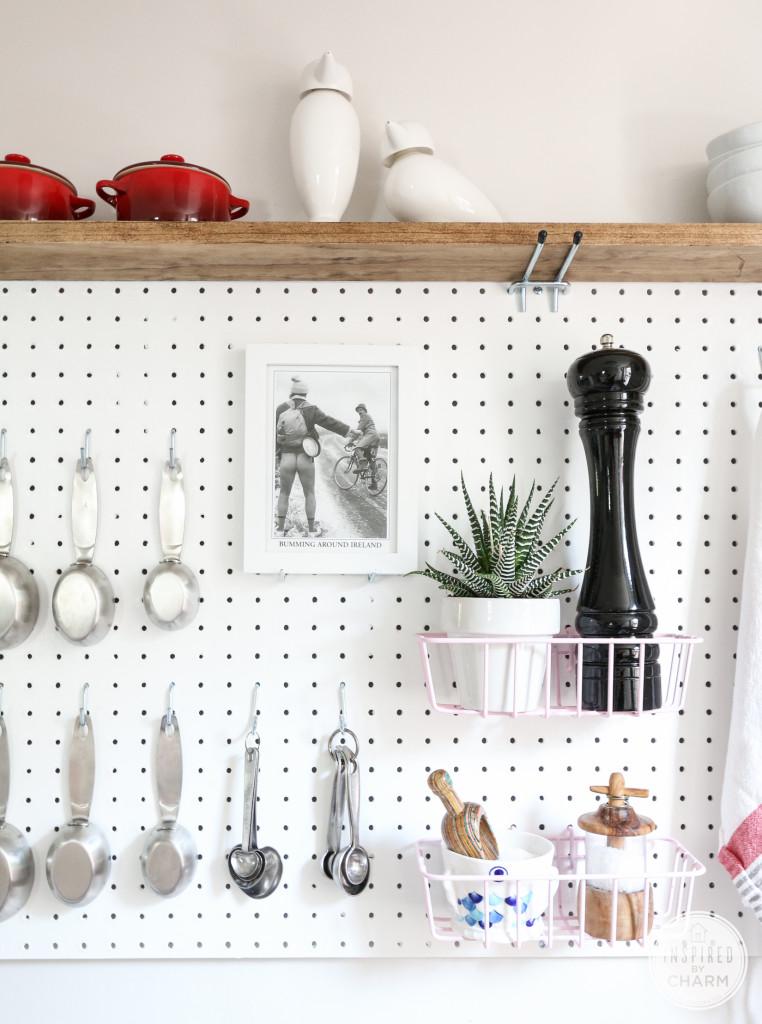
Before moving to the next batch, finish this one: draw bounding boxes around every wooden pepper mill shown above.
[578,772,656,941]
[428,769,499,859]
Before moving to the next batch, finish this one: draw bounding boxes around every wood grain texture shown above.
[0,221,761,281]
[583,884,654,941]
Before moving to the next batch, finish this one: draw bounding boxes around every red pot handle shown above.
[71,196,96,220]
[96,179,126,207]
[228,195,249,220]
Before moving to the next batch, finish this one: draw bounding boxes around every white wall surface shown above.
[3,1,762,1021]
[3,0,762,224]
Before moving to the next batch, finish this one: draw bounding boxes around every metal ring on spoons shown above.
[143,430,200,631]
[52,431,115,646]
[0,431,40,650]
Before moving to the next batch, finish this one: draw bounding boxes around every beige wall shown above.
[5,0,762,223]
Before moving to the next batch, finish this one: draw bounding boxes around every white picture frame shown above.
[244,344,419,575]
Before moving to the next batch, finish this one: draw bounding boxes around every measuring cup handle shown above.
[157,712,183,824]
[0,455,13,556]
[71,460,98,563]
[69,713,95,822]
[159,460,186,561]
[242,743,259,853]
[0,715,9,825]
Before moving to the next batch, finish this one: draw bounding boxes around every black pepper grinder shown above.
[566,333,661,711]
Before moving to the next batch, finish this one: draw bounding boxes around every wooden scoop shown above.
[428,769,499,860]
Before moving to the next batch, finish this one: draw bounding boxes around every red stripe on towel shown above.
[720,804,762,878]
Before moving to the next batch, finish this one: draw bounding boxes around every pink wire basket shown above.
[417,632,701,718]
[416,829,705,951]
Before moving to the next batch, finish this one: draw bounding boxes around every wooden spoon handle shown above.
[428,769,465,815]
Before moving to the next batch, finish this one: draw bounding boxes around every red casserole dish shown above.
[0,153,95,220]
[96,153,249,221]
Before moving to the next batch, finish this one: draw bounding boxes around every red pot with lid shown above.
[96,154,249,221]
[0,154,95,220]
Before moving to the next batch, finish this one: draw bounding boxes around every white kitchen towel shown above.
[720,412,762,922]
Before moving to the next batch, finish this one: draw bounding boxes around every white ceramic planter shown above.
[381,121,502,223]
[289,52,360,222]
[441,597,560,713]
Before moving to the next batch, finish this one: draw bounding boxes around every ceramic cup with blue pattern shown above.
[442,831,558,943]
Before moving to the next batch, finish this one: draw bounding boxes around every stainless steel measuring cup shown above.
[0,431,40,650]
[228,689,282,900]
[143,431,199,631]
[46,685,111,906]
[0,685,35,921]
[52,431,115,645]
[140,683,197,897]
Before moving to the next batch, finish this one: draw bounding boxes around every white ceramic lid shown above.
[381,121,435,167]
[298,52,353,99]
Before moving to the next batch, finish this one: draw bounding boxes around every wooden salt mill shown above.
[578,771,656,941]
[428,769,499,859]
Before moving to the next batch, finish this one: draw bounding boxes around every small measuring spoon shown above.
[228,719,282,900]
[140,684,197,897]
[332,749,370,896]
[322,745,347,878]
[143,431,199,631]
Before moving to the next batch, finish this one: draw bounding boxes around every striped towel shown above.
[720,414,762,922]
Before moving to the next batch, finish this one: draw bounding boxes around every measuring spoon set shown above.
[0,427,199,652]
[0,681,370,921]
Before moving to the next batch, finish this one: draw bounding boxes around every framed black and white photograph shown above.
[244,344,419,574]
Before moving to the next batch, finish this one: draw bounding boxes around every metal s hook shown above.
[757,344,762,374]
[79,682,90,728]
[168,428,177,471]
[164,681,177,733]
[245,682,261,749]
[79,429,92,477]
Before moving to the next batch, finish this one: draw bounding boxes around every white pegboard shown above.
[0,278,757,959]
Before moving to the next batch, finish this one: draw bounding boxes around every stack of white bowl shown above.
[707,121,762,222]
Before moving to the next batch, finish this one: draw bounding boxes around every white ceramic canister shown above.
[442,831,558,943]
[381,121,502,222]
[289,52,360,222]
[440,597,560,713]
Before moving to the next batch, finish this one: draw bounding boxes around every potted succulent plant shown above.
[413,475,583,712]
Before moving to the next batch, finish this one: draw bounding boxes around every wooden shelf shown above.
[0,221,760,282]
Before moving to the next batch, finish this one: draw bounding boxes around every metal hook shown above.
[168,428,177,471]
[79,683,90,727]
[549,230,584,312]
[0,429,6,462]
[367,572,377,584]
[338,681,348,734]
[757,345,762,374]
[0,682,4,718]
[79,429,92,476]
[164,679,175,720]
[507,229,547,313]
[246,682,261,747]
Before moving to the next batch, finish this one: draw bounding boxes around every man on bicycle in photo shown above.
[350,403,381,492]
